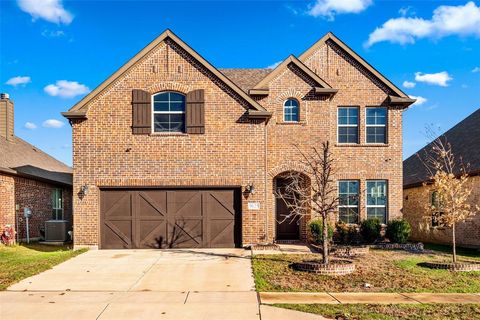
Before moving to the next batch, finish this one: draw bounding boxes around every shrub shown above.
[308,219,334,244]
[335,222,360,245]
[386,219,411,244]
[360,218,382,243]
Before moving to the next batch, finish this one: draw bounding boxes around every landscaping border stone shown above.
[371,242,424,252]
[420,261,480,272]
[293,259,355,276]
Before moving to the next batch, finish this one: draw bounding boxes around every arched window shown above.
[284,99,299,122]
[152,92,186,133]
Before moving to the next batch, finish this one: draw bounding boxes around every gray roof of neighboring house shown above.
[403,108,480,188]
[0,136,72,186]
[219,68,272,92]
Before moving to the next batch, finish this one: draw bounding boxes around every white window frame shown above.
[337,107,359,144]
[338,180,360,224]
[365,107,387,144]
[151,92,186,133]
[365,180,388,224]
[52,188,63,220]
[283,98,300,123]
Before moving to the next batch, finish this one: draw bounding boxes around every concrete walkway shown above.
[260,292,480,304]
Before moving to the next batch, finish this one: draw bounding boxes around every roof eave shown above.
[389,95,416,108]
[314,87,339,96]
[248,89,269,95]
[247,110,273,119]
[61,111,87,120]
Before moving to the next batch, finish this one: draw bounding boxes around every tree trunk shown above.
[452,222,457,269]
[322,215,329,265]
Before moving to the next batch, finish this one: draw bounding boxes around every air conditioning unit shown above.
[45,220,69,242]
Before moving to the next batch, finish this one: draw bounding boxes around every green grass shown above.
[0,243,87,290]
[252,248,480,293]
[274,304,480,320]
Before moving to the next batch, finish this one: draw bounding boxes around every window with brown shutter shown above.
[132,89,151,134]
[186,89,205,134]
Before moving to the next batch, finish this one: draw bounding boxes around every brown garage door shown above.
[100,188,241,249]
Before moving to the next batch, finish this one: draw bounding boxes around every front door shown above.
[275,177,300,240]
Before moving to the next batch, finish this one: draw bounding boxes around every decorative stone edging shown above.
[293,259,356,275]
[251,243,280,251]
[420,261,480,272]
[332,245,369,257]
[371,242,424,253]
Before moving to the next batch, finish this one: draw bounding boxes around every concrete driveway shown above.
[1,249,260,320]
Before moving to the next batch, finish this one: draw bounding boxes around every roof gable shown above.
[252,55,334,92]
[63,29,269,119]
[299,32,409,98]
[403,108,480,188]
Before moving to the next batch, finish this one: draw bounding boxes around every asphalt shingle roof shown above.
[0,136,72,186]
[403,108,480,188]
[219,68,272,92]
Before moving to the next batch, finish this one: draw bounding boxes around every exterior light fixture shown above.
[80,185,89,196]
[245,183,255,194]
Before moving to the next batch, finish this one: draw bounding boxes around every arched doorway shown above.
[274,172,310,241]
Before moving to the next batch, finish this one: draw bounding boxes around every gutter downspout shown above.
[264,118,269,243]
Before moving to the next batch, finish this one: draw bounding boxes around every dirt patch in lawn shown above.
[275,303,480,320]
[252,249,480,293]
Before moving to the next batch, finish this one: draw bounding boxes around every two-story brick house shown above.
[63,30,414,249]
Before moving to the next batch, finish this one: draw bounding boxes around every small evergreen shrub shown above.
[360,218,382,243]
[335,222,360,245]
[386,219,411,244]
[308,219,334,244]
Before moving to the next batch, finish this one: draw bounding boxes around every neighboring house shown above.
[0,94,73,242]
[403,109,480,248]
[62,30,414,249]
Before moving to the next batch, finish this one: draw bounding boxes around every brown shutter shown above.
[186,89,205,134]
[132,89,151,135]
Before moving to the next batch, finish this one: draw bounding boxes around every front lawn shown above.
[252,249,480,293]
[0,243,86,290]
[274,303,480,320]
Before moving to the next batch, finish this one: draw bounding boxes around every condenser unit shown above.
[44,220,69,242]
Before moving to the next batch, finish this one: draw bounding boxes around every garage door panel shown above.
[139,220,167,249]
[101,188,240,249]
[137,191,167,218]
[103,220,132,249]
[168,218,203,248]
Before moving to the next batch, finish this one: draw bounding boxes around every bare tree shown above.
[275,141,338,264]
[420,132,479,266]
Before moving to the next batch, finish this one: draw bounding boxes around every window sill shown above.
[149,132,189,137]
[335,143,389,147]
[277,121,306,126]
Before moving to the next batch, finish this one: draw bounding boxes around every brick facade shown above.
[403,175,480,249]
[68,33,406,248]
[0,172,72,241]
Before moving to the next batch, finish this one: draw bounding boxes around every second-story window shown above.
[152,92,186,133]
[283,99,299,122]
[366,107,387,144]
[338,107,359,143]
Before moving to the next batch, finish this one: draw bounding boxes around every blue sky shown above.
[1,0,479,166]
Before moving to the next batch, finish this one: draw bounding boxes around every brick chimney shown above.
[0,93,14,141]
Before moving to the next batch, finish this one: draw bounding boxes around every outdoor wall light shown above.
[245,183,255,194]
[80,185,89,196]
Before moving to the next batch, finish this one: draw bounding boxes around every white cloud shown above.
[403,81,416,88]
[472,67,480,73]
[6,76,31,87]
[41,29,65,38]
[415,71,452,87]
[44,80,90,98]
[24,122,37,130]
[17,0,73,25]
[42,119,65,128]
[365,1,480,47]
[267,61,282,69]
[307,0,373,20]
[399,6,415,17]
[409,95,427,106]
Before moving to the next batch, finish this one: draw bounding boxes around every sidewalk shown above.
[260,292,480,304]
